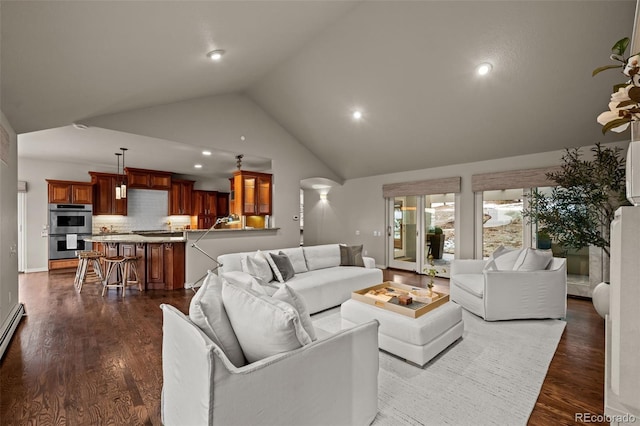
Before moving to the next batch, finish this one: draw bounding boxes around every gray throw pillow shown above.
[269,251,295,282]
[339,244,365,267]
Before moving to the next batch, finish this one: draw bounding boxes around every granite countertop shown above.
[85,234,187,243]
[185,227,280,232]
[85,227,279,243]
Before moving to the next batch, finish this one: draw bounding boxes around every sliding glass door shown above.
[388,196,418,271]
[387,194,455,276]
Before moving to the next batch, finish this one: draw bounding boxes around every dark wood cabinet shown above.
[163,242,185,290]
[146,242,184,290]
[46,180,93,204]
[192,190,224,229]
[146,243,165,289]
[231,171,272,216]
[125,167,172,190]
[89,172,127,215]
[170,179,194,215]
[192,190,217,215]
[217,192,229,217]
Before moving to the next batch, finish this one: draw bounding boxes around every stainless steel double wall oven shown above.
[48,203,93,260]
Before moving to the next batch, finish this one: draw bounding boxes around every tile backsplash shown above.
[92,189,191,233]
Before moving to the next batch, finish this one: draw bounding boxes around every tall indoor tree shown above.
[523,143,629,262]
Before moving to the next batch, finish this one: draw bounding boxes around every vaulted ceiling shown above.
[2,1,636,180]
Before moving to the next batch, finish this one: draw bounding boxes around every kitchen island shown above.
[86,233,186,290]
[86,227,281,290]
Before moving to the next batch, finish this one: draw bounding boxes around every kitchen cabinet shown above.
[125,167,172,190]
[192,190,218,216]
[89,172,127,215]
[192,190,219,229]
[46,180,93,204]
[146,242,185,290]
[231,171,272,216]
[170,179,194,215]
[217,192,229,217]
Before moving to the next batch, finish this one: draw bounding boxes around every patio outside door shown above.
[387,196,419,271]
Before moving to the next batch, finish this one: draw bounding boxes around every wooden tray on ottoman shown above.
[352,281,449,318]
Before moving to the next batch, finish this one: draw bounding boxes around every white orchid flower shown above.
[623,55,640,76]
[597,110,629,132]
[597,86,636,132]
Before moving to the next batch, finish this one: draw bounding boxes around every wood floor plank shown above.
[0,269,605,425]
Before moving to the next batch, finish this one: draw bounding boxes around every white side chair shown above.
[450,257,567,321]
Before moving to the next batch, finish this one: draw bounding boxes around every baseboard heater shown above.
[0,303,25,361]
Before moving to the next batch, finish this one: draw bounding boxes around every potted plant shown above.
[428,226,445,259]
[522,143,629,315]
[536,228,552,250]
[424,254,445,297]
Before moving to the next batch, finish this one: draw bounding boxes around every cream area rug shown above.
[312,306,566,426]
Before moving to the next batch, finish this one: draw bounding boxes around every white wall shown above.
[18,158,95,271]
[303,141,631,267]
[0,110,20,343]
[85,93,342,255]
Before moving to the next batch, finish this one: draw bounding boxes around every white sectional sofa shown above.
[217,244,383,314]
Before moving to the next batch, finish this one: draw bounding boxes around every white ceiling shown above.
[2,0,636,180]
[17,126,271,178]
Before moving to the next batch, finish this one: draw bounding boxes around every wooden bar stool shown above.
[102,256,126,297]
[74,251,104,293]
[122,256,142,292]
[102,256,141,296]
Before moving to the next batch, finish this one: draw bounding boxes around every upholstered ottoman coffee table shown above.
[341,298,463,367]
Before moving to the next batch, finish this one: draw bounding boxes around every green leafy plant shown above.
[594,37,640,134]
[522,143,630,258]
[423,254,445,292]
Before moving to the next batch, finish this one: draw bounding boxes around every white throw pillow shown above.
[272,284,317,341]
[279,247,308,273]
[513,248,553,271]
[492,247,523,270]
[189,272,246,367]
[483,260,498,272]
[221,281,313,363]
[241,250,274,283]
[220,270,268,295]
[302,244,341,271]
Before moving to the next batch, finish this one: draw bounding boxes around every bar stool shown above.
[122,256,142,292]
[102,256,126,296]
[74,251,104,293]
[102,256,142,296]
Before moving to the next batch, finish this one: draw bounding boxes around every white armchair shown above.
[450,257,567,321]
[160,304,380,426]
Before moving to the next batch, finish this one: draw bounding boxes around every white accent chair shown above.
[450,257,567,321]
[160,303,380,426]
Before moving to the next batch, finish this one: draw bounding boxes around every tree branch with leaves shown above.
[523,143,629,258]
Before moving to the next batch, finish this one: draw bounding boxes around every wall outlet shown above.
[355,230,360,235]
[41,230,48,237]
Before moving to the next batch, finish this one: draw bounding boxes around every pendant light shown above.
[115,153,122,200]
[120,147,128,199]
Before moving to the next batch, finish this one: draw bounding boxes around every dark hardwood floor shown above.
[0,269,605,425]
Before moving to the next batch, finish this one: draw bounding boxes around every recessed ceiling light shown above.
[207,49,225,61]
[202,150,212,156]
[194,164,203,169]
[352,110,363,120]
[477,62,493,76]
